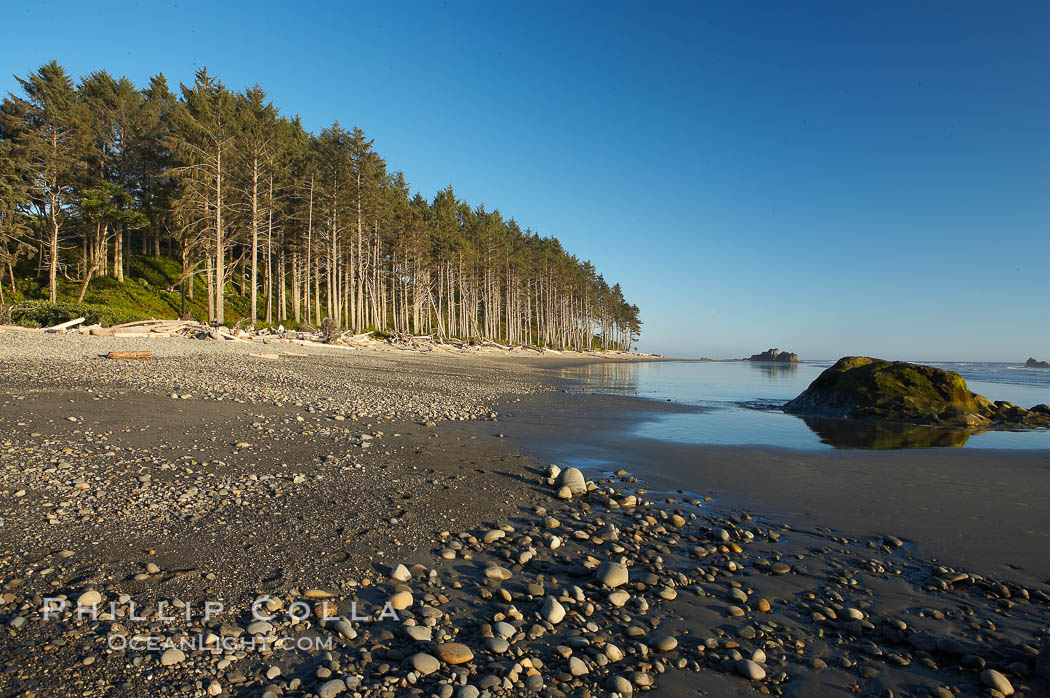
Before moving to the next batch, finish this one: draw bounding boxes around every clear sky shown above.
[4,1,1048,361]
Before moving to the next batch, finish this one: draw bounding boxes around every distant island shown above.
[1025,357,1050,369]
[748,348,799,363]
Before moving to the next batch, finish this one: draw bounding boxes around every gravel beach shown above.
[0,332,1048,698]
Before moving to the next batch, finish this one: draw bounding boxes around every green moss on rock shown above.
[784,357,1050,429]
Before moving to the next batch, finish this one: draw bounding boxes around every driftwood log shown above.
[107,351,152,360]
[45,317,85,331]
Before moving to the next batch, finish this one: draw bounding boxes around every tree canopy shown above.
[0,62,641,350]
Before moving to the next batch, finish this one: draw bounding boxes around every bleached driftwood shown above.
[108,351,152,360]
[45,317,85,332]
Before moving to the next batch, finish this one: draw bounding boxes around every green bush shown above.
[10,301,141,328]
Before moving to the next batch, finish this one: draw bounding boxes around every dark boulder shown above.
[1025,357,1050,369]
[784,356,1050,429]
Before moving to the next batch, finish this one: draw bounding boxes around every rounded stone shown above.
[410,652,440,676]
[436,642,475,665]
[736,659,766,680]
[606,675,633,696]
[388,590,413,611]
[568,656,589,676]
[317,679,345,698]
[554,467,587,495]
[160,648,185,666]
[484,566,512,581]
[406,625,432,642]
[77,590,102,607]
[979,669,1014,696]
[540,597,566,624]
[650,635,678,652]
[595,561,629,588]
[390,564,411,582]
[246,621,273,635]
[485,637,510,653]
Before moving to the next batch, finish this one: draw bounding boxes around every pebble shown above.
[160,648,185,666]
[607,675,634,696]
[650,635,678,652]
[979,669,1014,695]
[410,652,440,675]
[317,679,345,698]
[554,467,587,495]
[435,642,475,665]
[389,590,413,610]
[595,561,629,588]
[541,597,566,624]
[735,659,766,680]
[485,565,512,581]
[77,590,102,607]
[406,626,432,642]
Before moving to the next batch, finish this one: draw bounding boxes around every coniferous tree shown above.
[2,61,87,302]
[168,69,238,322]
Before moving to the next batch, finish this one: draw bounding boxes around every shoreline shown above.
[496,385,1050,582]
[0,334,1047,697]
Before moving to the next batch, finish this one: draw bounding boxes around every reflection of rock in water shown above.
[798,416,972,449]
[750,362,798,379]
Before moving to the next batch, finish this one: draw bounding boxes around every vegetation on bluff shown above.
[0,62,640,349]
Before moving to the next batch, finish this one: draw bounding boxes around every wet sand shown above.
[496,390,1050,585]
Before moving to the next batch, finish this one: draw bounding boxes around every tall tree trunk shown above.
[48,200,59,303]
[250,157,259,325]
[215,149,225,324]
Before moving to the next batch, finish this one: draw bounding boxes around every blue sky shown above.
[4,1,1048,360]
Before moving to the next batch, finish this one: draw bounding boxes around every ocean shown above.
[558,360,1050,450]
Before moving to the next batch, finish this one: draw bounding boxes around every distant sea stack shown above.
[748,348,799,363]
[1025,357,1050,369]
[784,356,1050,428]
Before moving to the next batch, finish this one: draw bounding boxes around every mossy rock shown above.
[784,357,1050,429]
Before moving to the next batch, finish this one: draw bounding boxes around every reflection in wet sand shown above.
[559,362,639,392]
[798,416,972,449]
